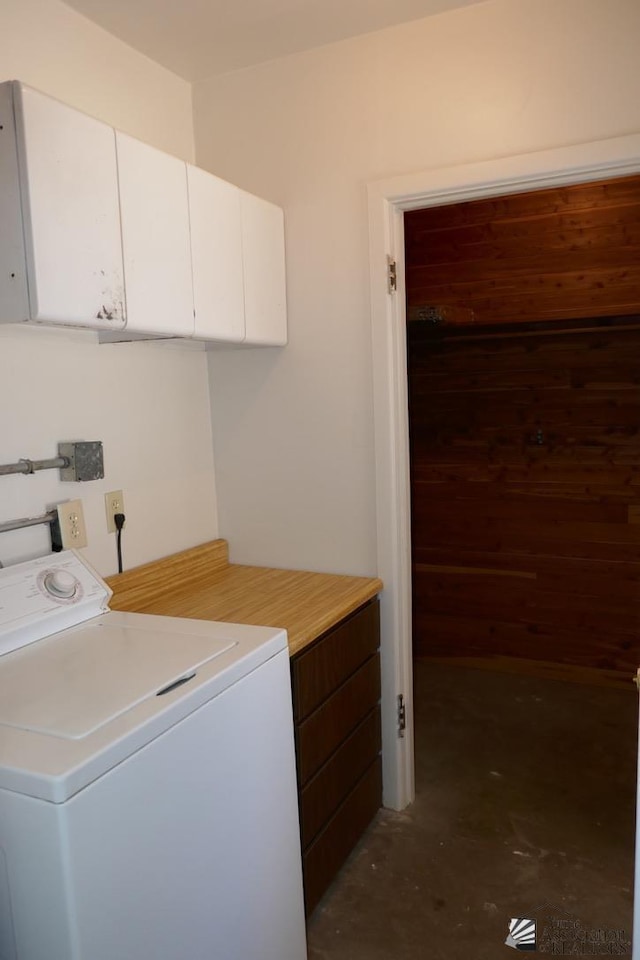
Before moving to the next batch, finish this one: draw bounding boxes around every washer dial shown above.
[43,569,79,600]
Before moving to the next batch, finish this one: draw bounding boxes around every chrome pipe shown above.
[0,456,69,477]
[0,511,57,534]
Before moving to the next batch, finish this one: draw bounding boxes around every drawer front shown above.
[296,653,381,786]
[300,706,381,850]
[292,599,380,722]
[302,756,382,916]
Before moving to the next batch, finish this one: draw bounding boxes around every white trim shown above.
[367,132,640,811]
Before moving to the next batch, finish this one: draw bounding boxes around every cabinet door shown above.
[187,166,244,343]
[116,132,193,337]
[14,83,125,329]
[240,192,287,345]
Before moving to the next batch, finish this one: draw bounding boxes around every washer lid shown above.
[0,620,236,739]
[0,611,287,803]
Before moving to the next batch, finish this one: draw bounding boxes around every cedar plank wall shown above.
[406,175,640,326]
[405,176,640,681]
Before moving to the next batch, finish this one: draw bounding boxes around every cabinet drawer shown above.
[296,653,380,786]
[302,756,382,916]
[300,706,381,850]
[292,599,379,722]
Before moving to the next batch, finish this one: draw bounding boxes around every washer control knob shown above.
[43,569,78,599]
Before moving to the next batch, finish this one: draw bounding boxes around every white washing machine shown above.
[0,550,307,960]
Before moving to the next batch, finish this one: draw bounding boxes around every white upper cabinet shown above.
[240,192,287,346]
[116,132,194,337]
[0,81,125,330]
[187,165,244,343]
[0,81,287,345]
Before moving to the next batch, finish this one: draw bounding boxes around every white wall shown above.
[1,0,194,160]
[0,0,218,575]
[193,0,640,575]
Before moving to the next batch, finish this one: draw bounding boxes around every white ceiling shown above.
[62,0,487,81]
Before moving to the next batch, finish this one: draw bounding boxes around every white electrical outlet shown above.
[105,490,125,533]
[56,499,88,549]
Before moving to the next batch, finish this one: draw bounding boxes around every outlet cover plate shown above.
[56,499,88,549]
[105,490,124,534]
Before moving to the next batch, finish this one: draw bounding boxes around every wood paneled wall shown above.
[405,175,640,681]
[405,175,640,326]
[407,321,640,677]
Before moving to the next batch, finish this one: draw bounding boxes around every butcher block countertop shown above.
[106,540,383,658]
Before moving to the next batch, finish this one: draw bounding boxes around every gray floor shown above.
[306,660,637,959]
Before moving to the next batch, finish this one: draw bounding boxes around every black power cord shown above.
[114,512,126,574]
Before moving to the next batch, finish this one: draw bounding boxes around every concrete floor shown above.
[306,660,638,959]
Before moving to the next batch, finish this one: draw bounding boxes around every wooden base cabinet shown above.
[290,599,381,917]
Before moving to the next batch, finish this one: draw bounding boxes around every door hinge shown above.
[387,256,397,294]
[397,693,406,737]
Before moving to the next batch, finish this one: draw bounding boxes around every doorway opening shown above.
[366,132,640,814]
[402,174,640,951]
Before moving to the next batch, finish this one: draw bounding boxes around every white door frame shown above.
[368,133,640,811]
